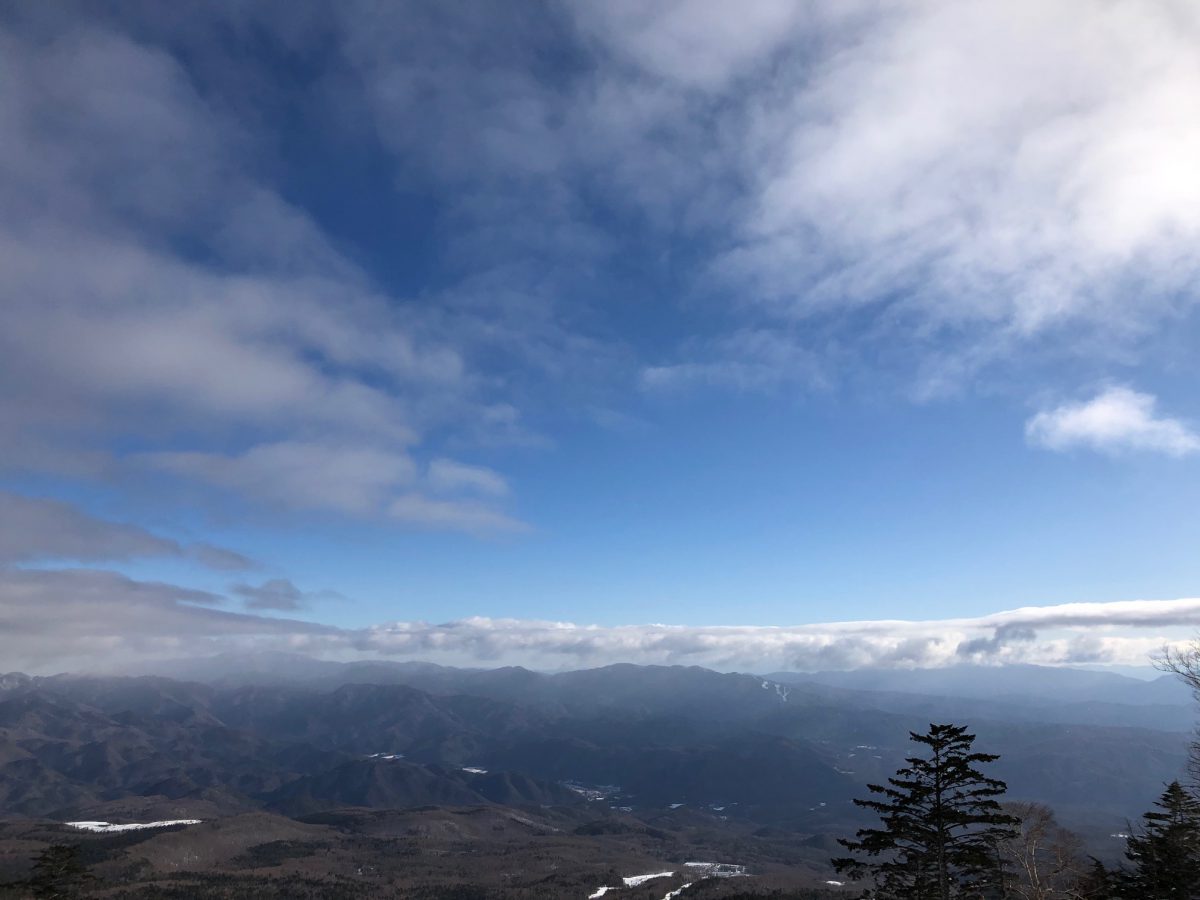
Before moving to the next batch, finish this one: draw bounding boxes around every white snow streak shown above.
[624,872,674,886]
[66,819,201,833]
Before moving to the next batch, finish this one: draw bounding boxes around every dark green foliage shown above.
[232,840,330,869]
[1075,859,1117,899]
[29,843,94,899]
[572,819,667,840]
[685,889,842,899]
[574,819,639,835]
[1113,781,1200,898]
[686,892,842,899]
[99,875,399,899]
[832,723,1019,899]
[73,825,192,866]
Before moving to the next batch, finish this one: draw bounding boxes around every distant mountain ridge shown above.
[116,651,1195,715]
[773,663,1190,705]
[0,659,1191,839]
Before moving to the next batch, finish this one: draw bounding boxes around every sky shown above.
[3,0,1200,674]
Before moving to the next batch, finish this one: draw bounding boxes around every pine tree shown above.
[28,843,92,899]
[1076,858,1116,900]
[1115,781,1200,899]
[832,722,1020,899]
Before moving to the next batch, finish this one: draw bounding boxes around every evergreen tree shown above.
[832,723,1019,899]
[1075,858,1116,900]
[1114,781,1200,899]
[28,843,92,899]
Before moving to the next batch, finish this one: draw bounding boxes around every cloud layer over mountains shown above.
[2,567,1196,677]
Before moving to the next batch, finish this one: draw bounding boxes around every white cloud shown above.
[139,443,524,532]
[569,0,810,91]
[1026,386,1200,456]
[6,1,1200,553]
[0,492,252,569]
[4,565,1197,674]
[640,329,828,393]
[143,442,419,516]
[16,1,1196,466]
[0,567,335,674]
[729,0,1200,341]
[427,458,510,497]
[231,578,343,612]
[0,15,531,530]
[353,599,1200,671]
[388,494,528,535]
[567,0,1200,387]
[186,543,257,572]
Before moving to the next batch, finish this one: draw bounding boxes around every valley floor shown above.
[0,807,848,899]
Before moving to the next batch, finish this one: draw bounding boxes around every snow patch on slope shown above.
[760,679,790,701]
[67,820,201,833]
[624,872,673,886]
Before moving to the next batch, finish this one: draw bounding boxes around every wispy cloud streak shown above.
[0,492,252,569]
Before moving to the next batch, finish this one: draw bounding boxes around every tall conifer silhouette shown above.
[1116,780,1200,898]
[833,723,1019,899]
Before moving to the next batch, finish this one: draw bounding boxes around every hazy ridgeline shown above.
[0,659,1194,897]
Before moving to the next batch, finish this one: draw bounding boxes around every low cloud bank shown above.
[3,563,1199,674]
[353,600,1200,671]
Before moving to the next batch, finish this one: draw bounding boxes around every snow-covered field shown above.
[66,819,201,833]
[587,862,747,899]
[623,871,673,886]
[587,870,673,897]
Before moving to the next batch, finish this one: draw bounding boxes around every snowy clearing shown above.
[623,872,673,886]
[588,862,747,897]
[66,820,201,833]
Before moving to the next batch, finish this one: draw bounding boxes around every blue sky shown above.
[3,0,1200,672]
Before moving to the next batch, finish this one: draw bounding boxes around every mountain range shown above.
[0,659,1194,896]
